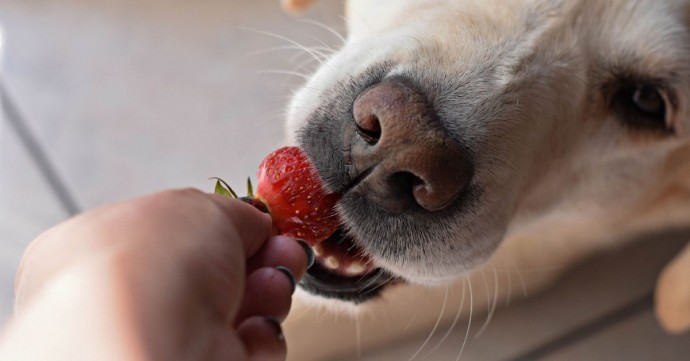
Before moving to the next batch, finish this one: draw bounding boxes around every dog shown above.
[277,0,690,359]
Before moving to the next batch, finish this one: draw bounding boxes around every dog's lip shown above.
[298,227,401,303]
[337,164,375,195]
[300,263,397,303]
[336,123,377,195]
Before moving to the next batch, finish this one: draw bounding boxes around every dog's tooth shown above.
[312,244,323,257]
[346,262,366,275]
[324,256,340,270]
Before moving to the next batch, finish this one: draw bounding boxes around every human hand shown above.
[2,189,312,361]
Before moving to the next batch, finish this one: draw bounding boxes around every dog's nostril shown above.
[355,114,381,144]
[349,78,471,213]
[390,171,422,191]
[372,171,421,212]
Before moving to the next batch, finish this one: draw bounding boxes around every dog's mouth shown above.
[299,227,399,303]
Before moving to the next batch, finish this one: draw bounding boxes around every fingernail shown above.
[264,316,284,341]
[275,266,296,294]
[296,239,315,269]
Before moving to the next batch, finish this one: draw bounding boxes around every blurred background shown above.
[0,1,689,360]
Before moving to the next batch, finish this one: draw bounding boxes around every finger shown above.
[233,267,295,326]
[207,193,273,257]
[237,316,286,361]
[247,236,313,280]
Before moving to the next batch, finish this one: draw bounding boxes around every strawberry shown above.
[213,146,341,245]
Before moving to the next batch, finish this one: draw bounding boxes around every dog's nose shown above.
[349,79,471,212]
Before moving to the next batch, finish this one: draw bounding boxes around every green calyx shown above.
[210,177,268,214]
[211,177,239,198]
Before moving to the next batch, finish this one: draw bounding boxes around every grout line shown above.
[1,81,81,216]
[505,292,653,361]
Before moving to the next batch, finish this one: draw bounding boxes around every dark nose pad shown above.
[349,79,471,212]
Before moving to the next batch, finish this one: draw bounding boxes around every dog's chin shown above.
[296,212,502,304]
[297,228,403,304]
[296,227,479,304]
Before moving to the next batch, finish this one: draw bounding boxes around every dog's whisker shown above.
[297,18,347,44]
[287,52,318,68]
[240,27,326,65]
[406,285,449,361]
[475,267,500,339]
[305,35,339,56]
[287,46,332,66]
[289,63,322,83]
[257,69,312,79]
[480,270,491,318]
[510,258,528,298]
[245,45,330,59]
[256,69,311,81]
[491,264,566,273]
[255,105,287,119]
[363,275,394,291]
[281,104,324,116]
[357,275,395,296]
[456,277,473,361]
[505,262,513,307]
[284,84,328,93]
[312,45,338,54]
[355,268,383,285]
[425,281,467,356]
[404,306,421,331]
[289,57,321,79]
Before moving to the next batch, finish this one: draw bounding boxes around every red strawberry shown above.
[213,147,341,245]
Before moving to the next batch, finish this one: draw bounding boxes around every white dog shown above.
[279,0,690,359]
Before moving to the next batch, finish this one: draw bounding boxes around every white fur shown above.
[283,0,690,359]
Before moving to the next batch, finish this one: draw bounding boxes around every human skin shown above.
[0,189,309,361]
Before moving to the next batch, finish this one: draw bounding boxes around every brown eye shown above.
[632,85,665,116]
[611,83,672,133]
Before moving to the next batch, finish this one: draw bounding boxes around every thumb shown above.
[207,194,273,258]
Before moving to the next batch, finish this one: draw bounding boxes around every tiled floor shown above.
[0,1,689,360]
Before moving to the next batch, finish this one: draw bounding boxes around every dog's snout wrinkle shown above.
[348,79,472,212]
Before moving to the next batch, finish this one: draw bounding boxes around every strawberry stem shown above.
[246,177,254,197]
[210,177,238,198]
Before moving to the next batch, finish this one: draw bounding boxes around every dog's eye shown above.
[611,83,674,133]
[632,85,664,116]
